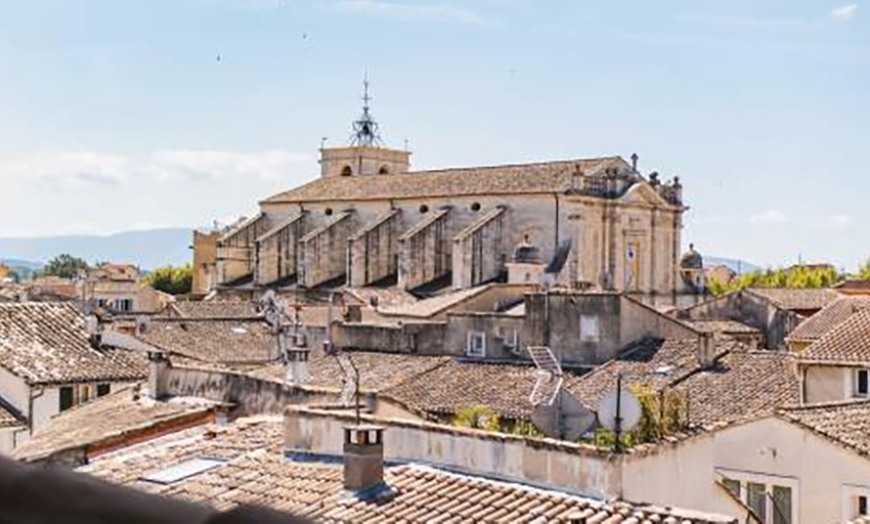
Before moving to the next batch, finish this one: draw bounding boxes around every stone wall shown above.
[398,208,452,290]
[445,312,525,358]
[298,212,356,288]
[348,209,401,287]
[255,214,305,286]
[452,206,507,289]
[334,322,446,354]
[284,406,620,500]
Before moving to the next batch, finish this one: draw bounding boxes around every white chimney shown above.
[697,332,716,370]
[147,350,171,399]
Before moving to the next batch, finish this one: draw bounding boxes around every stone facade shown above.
[197,111,687,299]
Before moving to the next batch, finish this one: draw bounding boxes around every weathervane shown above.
[350,75,382,147]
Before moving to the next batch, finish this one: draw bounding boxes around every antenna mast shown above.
[350,75,382,147]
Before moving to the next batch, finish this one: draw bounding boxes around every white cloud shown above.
[750,209,790,224]
[0,150,313,188]
[830,4,858,20]
[334,0,492,25]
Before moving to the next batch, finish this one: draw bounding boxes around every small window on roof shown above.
[325,208,334,216]
[230,326,248,334]
[141,458,227,485]
[341,165,353,177]
[470,202,481,212]
[378,165,390,175]
[419,204,429,214]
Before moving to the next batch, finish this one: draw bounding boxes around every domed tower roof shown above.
[680,243,703,270]
[513,234,541,264]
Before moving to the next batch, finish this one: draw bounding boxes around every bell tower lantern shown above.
[320,78,411,178]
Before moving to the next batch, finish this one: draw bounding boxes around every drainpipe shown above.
[28,386,46,434]
[553,193,561,251]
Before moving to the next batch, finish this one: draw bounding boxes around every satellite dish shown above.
[532,390,596,441]
[598,388,642,433]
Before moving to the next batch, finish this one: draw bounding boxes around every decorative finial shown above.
[350,75,382,147]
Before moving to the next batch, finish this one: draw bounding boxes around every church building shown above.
[193,83,688,301]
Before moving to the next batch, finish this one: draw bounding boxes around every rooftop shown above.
[139,319,278,364]
[688,320,761,336]
[263,156,633,204]
[247,350,450,393]
[786,295,870,343]
[14,386,217,463]
[79,416,735,523]
[159,301,262,320]
[780,399,870,460]
[0,302,145,385]
[798,308,870,365]
[746,287,839,312]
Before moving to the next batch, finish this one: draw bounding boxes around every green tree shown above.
[709,264,842,296]
[40,254,89,279]
[857,259,870,281]
[145,264,193,295]
[453,406,501,432]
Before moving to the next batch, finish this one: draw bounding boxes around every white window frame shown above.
[716,469,799,524]
[113,298,134,313]
[843,484,870,521]
[466,331,486,358]
[579,314,600,343]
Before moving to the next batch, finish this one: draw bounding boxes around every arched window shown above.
[340,165,353,177]
[470,202,481,212]
[378,165,390,175]
[419,204,429,214]
[325,208,333,216]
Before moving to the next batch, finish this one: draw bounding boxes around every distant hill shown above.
[705,256,760,275]
[0,228,193,270]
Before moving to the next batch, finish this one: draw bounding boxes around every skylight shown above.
[230,326,248,334]
[140,458,227,485]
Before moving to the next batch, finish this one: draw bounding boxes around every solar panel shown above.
[140,458,227,485]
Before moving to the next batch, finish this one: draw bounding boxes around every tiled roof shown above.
[786,295,870,343]
[382,359,581,419]
[570,338,799,427]
[160,300,262,320]
[570,338,725,411]
[80,416,735,524]
[13,386,217,462]
[688,320,760,335]
[835,279,870,292]
[798,308,870,365]
[746,287,839,312]
[0,302,146,385]
[139,319,279,364]
[780,399,870,460]
[263,157,628,203]
[378,285,490,318]
[673,350,800,426]
[247,350,450,393]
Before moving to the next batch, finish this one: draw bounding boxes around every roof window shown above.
[141,458,227,485]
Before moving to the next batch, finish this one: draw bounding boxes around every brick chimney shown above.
[697,332,716,370]
[343,425,385,492]
[147,350,170,399]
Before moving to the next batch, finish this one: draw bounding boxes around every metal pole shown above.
[614,373,623,453]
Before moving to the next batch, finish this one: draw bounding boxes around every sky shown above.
[0,0,867,270]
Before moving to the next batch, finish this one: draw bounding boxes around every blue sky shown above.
[0,0,866,269]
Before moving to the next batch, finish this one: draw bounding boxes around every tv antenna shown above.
[527,346,595,441]
[325,292,362,423]
[598,374,642,452]
[257,290,310,386]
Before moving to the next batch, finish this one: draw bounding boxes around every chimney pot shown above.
[344,424,385,492]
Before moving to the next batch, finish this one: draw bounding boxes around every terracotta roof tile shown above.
[79,416,734,523]
[798,308,870,365]
[787,295,870,343]
[746,287,839,312]
[262,157,628,204]
[780,399,870,459]
[140,319,279,364]
[0,302,146,385]
[13,386,217,462]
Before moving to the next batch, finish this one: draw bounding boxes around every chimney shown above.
[343,425,385,492]
[147,350,171,399]
[630,152,639,172]
[286,346,311,387]
[215,404,231,428]
[697,332,716,370]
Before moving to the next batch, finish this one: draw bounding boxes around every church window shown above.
[378,165,390,175]
[419,204,429,214]
[341,165,353,177]
[325,208,334,216]
[470,202,481,212]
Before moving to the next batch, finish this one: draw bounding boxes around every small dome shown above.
[514,235,541,264]
[680,243,703,270]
